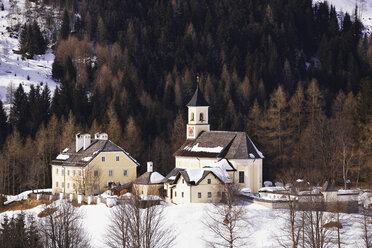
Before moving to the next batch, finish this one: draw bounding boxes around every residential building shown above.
[51,133,139,195]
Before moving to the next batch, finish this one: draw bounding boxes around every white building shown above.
[172,85,264,194]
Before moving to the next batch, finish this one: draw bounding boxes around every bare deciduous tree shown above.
[39,200,91,248]
[203,184,250,248]
[105,193,175,248]
[360,208,372,248]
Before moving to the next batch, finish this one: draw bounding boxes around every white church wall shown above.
[229,159,262,193]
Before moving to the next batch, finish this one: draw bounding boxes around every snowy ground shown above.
[0,195,368,248]
[0,0,58,107]
[316,0,372,32]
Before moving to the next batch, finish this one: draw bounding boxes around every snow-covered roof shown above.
[133,171,165,185]
[82,156,92,162]
[202,158,235,171]
[184,143,224,153]
[51,139,140,167]
[182,167,232,185]
[150,172,165,184]
[56,154,69,160]
[175,131,264,159]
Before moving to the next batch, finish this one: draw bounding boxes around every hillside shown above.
[0,0,58,108]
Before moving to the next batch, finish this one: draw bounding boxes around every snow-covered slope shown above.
[315,0,372,32]
[0,198,368,248]
[0,0,58,105]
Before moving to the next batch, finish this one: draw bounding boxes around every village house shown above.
[163,159,234,204]
[51,133,139,195]
[132,162,165,196]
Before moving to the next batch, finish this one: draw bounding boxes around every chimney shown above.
[83,134,91,150]
[75,133,83,152]
[95,132,108,140]
[147,161,153,173]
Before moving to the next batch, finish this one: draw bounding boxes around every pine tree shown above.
[60,9,70,40]
[10,84,29,137]
[0,99,8,147]
[31,21,47,55]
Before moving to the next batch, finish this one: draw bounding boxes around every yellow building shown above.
[51,133,139,195]
[163,163,232,204]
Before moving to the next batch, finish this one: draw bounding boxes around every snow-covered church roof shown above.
[174,131,264,159]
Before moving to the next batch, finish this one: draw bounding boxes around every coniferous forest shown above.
[1,0,372,195]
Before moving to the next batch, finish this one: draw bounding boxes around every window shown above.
[217,192,221,197]
[207,179,211,184]
[73,183,76,189]
[94,170,99,177]
[116,155,120,161]
[208,192,212,198]
[190,112,194,121]
[73,170,76,176]
[182,179,184,184]
[79,170,82,176]
[56,182,58,187]
[239,171,245,183]
[67,183,70,189]
[67,170,70,176]
[102,156,106,162]
[182,192,184,198]
[198,192,201,198]
[199,113,204,122]
[109,170,113,177]
[62,182,64,188]
[123,169,128,176]
[56,168,58,174]
[61,168,64,175]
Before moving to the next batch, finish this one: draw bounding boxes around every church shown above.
[163,85,264,203]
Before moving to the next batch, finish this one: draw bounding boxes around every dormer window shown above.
[190,112,195,121]
[199,113,204,122]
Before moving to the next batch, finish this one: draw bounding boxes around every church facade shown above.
[173,86,264,193]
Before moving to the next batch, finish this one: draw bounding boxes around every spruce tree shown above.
[0,99,8,147]
[60,9,70,40]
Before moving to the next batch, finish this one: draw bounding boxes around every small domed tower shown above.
[186,85,210,139]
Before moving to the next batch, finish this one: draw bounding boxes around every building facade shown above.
[51,133,139,195]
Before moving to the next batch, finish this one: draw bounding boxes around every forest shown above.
[0,0,372,195]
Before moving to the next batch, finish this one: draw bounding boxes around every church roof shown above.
[186,85,209,106]
[174,131,264,160]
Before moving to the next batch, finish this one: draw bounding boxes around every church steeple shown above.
[186,83,210,139]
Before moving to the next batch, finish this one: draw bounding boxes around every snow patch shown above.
[82,156,92,162]
[56,154,69,160]
[62,148,69,153]
[249,153,255,158]
[150,172,165,184]
[184,143,224,153]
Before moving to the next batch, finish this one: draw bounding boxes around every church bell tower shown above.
[186,84,210,140]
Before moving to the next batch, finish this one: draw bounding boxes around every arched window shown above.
[190,112,194,121]
[199,113,204,122]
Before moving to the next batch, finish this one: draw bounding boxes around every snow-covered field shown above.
[0,195,368,248]
[0,0,58,106]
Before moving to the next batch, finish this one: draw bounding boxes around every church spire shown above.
[186,81,210,140]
